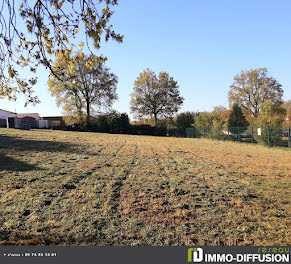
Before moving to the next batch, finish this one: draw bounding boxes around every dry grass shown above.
[0,128,290,245]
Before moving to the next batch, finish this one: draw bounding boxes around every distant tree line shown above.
[1,1,290,145]
[65,111,167,136]
[50,65,290,145]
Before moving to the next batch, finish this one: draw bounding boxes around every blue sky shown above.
[1,0,291,118]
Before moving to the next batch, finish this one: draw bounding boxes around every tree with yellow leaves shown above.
[130,69,184,126]
[254,100,286,145]
[48,51,118,128]
[228,68,284,120]
[0,0,123,104]
[283,100,291,126]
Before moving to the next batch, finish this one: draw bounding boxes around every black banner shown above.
[0,246,290,264]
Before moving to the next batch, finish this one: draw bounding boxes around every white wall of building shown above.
[0,109,41,120]
[0,109,16,119]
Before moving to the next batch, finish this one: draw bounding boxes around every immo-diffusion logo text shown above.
[187,247,290,263]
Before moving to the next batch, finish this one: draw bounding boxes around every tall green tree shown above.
[194,112,217,129]
[130,69,184,126]
[175,112,195,129]
[228,104,249,127]
[95,111,130,133]
[228,68,284,119]
[0,0,123,104]
[227,103,249,134]
[48,52,118,128]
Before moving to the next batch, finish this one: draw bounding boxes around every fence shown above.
[168,126,291,148]
[20,119,38,129]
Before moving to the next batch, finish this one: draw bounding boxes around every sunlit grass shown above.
[0,128,290,245]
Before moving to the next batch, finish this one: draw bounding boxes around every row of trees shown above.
[169,68,289,129]
[0,0,184,128]
[0,1,289,141]
[127,67,290,146]
[47,53,185,129]
[49,61,289,133]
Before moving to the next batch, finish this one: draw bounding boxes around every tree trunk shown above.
[79,109,84,129]
[86,101,90,129]
[154,113,158,126]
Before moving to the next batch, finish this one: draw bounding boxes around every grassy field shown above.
[0,128,290,246]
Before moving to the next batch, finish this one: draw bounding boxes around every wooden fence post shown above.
[267,127,270,146]
[251,126,254,143]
